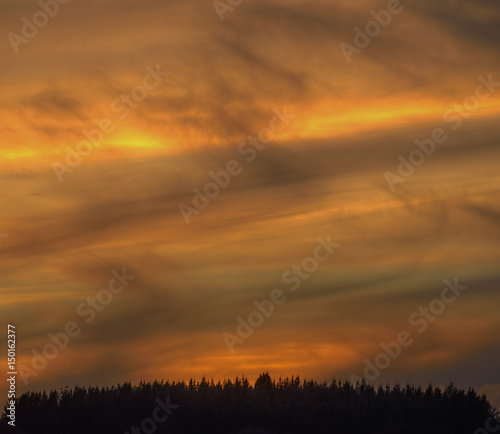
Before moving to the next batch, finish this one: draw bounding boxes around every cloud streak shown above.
[1,0,499,412]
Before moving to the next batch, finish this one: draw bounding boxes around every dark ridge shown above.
[1,373,496,434]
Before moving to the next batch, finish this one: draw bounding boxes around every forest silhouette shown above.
[1,373,496,433]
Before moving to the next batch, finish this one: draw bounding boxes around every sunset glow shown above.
[1,0,500,419]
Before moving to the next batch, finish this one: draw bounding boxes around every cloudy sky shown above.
[1,0,500,410]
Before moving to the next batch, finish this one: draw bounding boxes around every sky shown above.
[1,0,500,412]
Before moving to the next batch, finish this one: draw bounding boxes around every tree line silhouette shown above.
[1,373,495,433]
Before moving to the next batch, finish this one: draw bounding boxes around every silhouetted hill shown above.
[1,373,495,433]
